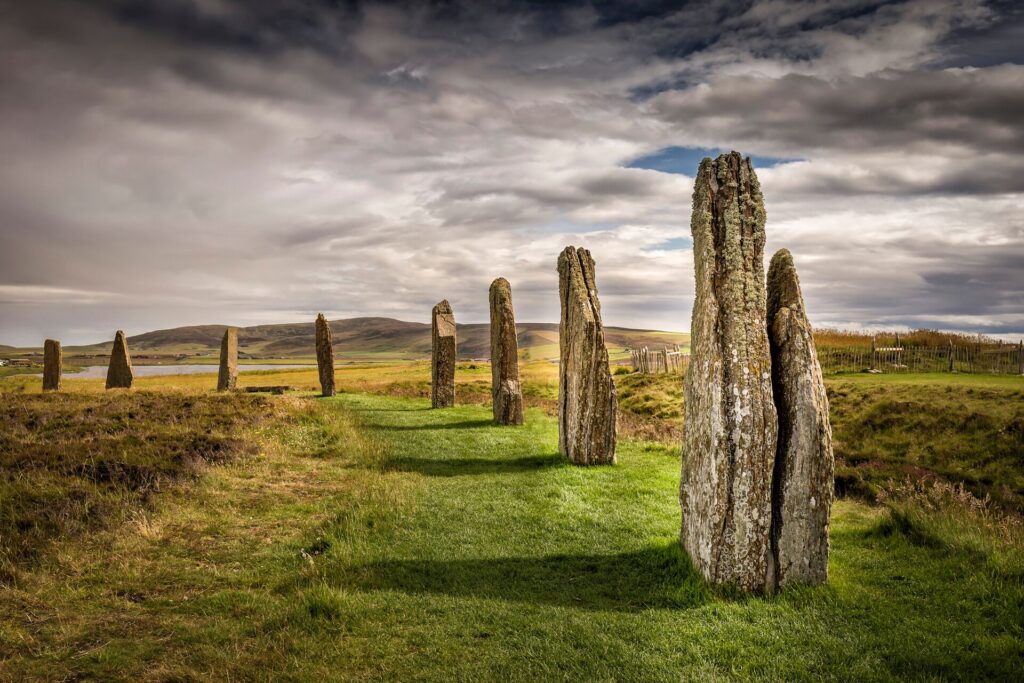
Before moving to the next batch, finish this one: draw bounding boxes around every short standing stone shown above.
[43,339,62,391]
[680,152,777,592]
[489,278,524,425]
[557,246,616,465]
[217,327,238,391]
[315,314,336,397]
[767,249,834,588]
[431,300,456,408]
[105,330,134,389]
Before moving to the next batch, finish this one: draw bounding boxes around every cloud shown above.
[0,0,1021,345]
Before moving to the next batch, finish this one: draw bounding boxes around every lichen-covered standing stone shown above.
[489,278,524,425]
[217,327,238,391]
[557,246,616,465]
[431,300,456,408]
[105,330,134,389]
[680,152,777,592]
[767,249,834,587]
[43,339,61,391]
[315,314,336,397]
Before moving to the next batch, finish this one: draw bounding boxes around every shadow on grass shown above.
[383,419,502,431]
[343,543,710,612]
[384,453,565,476]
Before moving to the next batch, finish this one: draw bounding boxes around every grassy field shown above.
[1,368,1022,680]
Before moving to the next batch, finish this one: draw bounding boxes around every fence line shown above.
[628,340,1024,376]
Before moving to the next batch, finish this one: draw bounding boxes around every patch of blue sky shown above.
[649,236,692,251]
[627,146,801,176]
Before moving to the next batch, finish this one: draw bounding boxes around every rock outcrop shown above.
[315,314,336,397]
[557,246,616,465]
[431,300,456,408]
[105,330,134,390]
[489,278,524,425]
[680,152,777,592]
[43,339,61,391]
[767,249,834,587]
[217,327,238,391]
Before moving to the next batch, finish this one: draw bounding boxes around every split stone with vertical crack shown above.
[43,339,61,391]
[489,278,524,425]
[432,300,456,408]
[767,249,834,588]
[217,327,238,391]
[315,314,336,397]
[680,152,777,592]
[557,246,616,465]
[105,330,134,390]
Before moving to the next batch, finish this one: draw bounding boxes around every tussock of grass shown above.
[876,479,1024,578]
[0,391,273,578]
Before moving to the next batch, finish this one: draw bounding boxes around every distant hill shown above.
[43,317,689,362]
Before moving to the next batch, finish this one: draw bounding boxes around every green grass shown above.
[826,373,1024,509]
[2,388,1022,680]
[0,391,274,579]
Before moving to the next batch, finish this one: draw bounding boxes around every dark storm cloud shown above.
[650,66,1024,155]
[0,0,1021,345]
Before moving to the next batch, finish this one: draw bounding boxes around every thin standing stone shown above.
[489,278,524,425]
[315,314,336,397]
[680,152,777,592]
[43,339,61,391]
[105,330,134,389]
[431,300,456,408]
[557,246,616,465]
[767,249,834,587]
[217,327,238,391]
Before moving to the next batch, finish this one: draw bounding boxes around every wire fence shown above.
[628,340,1024,376]
[819,341,1024,375]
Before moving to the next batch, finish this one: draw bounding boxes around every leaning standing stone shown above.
[315,314,336,397]
[489,278,524,425]
[43,339,62,391]
[105,330,134,389]
[431,300,456,408]
[680,152,777,592]
[767,249,834,588]
[217,327,238,391]
[557,246,616,465]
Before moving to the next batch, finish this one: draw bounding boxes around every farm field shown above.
[1,367,1022,680]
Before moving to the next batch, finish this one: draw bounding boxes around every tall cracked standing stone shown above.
[680,152,777,592]
[315,314,336,397]
[557,246,616,465]
[217,327,238,392]
[43,339,62,391]
[105,330,134,390]
[489,278,524,425]
[431,300,456,408]
[767,249,834,587]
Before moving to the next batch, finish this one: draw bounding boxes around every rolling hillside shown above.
[8,318,689,363]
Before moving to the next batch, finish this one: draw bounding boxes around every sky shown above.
[1,0,1022,346]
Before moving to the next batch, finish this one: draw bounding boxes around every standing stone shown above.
[105,330,134,389]
[680,152,777,592]
[489,278,524,425]
[42,339,62,391]
[315,314,336,397]
[217,327,238,392]
[557,246,616,465]
[767,249,834,587]
[431,300,456,408]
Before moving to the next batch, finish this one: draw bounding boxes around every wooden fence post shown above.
[1018,340,1023,376]
[870,336,877,371]
[948,341,954,373]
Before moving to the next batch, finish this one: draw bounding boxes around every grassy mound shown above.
[0,391,273,579]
